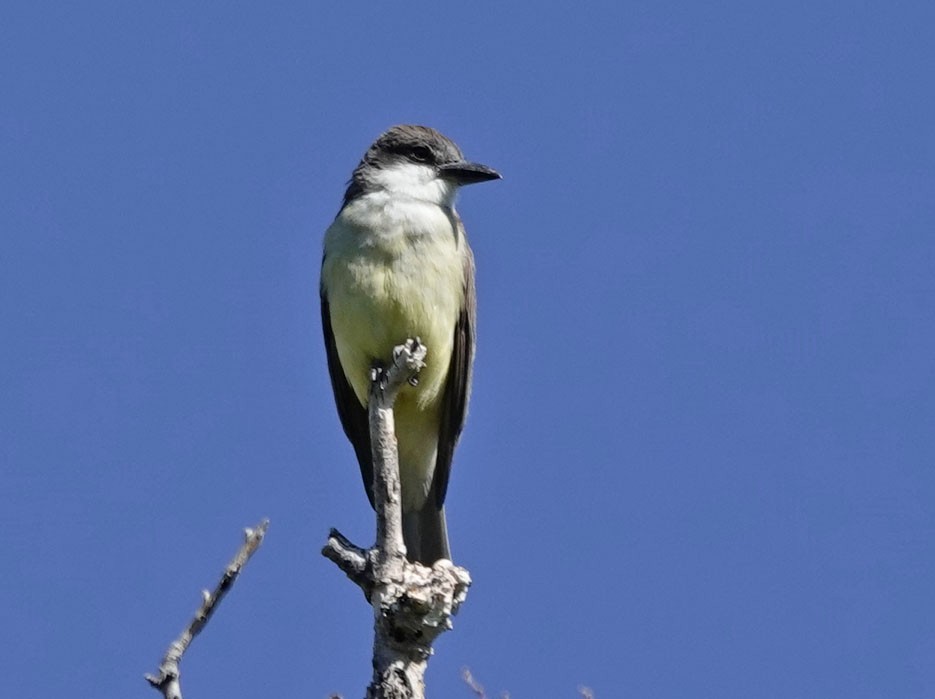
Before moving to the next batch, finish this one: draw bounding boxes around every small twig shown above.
[461,667,511,699]
[461,667,487,698]
[145,520,269,699]
[322,527,370,596]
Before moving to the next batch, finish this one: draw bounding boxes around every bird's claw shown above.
[393,337,423,361]
[370,364,388,392]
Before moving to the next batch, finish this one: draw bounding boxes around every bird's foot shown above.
[371,339,427,398]
[394,337,425,386]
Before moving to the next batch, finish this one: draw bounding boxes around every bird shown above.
[320,125,500,564]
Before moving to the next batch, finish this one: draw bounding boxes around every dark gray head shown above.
[342,125,500,207]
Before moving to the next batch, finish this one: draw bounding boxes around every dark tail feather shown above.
[402,505,450,564]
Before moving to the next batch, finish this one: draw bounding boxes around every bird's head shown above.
[344,125,500,208]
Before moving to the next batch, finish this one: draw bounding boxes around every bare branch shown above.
[323,339,472,699]
[145,520,269,699]
[369,337,426,568]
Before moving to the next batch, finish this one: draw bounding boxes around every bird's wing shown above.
[320,280,375,507]
[432,240,476,507]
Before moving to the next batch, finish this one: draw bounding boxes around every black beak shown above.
[438,161,501,185]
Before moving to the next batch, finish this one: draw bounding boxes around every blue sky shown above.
[3,2,934,697]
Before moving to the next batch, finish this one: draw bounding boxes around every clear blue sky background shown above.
[2,2,934,697]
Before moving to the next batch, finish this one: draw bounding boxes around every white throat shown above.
[368,162,459,209]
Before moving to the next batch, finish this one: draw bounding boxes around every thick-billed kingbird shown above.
[320,125,500,564]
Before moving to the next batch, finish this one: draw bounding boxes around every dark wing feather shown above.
[432,241,476,507]
[320,282,375,508]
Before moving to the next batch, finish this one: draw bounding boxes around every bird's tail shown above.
[402,505,450,564]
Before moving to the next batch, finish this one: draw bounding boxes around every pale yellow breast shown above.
[322,198,467,412]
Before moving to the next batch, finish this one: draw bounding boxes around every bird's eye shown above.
[410,146,432,163]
